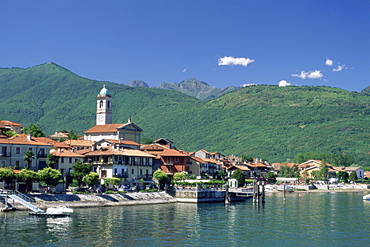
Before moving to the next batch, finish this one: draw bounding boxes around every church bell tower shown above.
[96,85,113,125]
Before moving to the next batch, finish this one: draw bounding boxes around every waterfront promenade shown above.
[2,185,369,211]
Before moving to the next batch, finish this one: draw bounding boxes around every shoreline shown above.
[2,189,369,211]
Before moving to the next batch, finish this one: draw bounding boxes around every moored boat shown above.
[46,206,74,216]
[363,194,370,201]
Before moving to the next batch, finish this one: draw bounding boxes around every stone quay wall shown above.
[4,192,177,210]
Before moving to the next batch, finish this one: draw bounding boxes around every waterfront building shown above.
[0,134,52,170]
[341,166,365,179]
[50,148,85,178]
[78,85,152,187]
[84,145,155,187]
[159,149,192,175]
[298,160,342,179]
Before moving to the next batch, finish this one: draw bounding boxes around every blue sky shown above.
[1,1,369,92]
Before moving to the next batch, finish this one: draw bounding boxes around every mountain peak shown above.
[129,80,149,88]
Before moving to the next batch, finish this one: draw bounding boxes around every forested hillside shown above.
[1,63,370,165]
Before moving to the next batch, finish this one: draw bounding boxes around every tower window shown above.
[107,101,110,108]
[100,100,103,108]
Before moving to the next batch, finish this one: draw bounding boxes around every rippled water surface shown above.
[1,192,370,246]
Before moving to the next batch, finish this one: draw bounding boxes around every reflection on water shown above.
[0,192,369,246]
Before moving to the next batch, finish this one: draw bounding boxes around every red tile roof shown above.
[84,122,143,134]
[105,139,140,146]
[33,137,71,148]
[51,149,85,158]
[0,120,23,127]
[160,149,189,157]
[64,139,93,147]
[0,136,52,146]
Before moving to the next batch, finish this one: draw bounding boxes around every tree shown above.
[139,178,145,189]
[104,177,120,188]
[318,163,329,180]
[68,130,80,140]
[23,123,45,137]
[173,172,187,181]
[241,154,253,163]
[38,167,62,186]
[280,165,298,178]
[1,129,18,137]
[23,151,35,169]
[82,172,100,187]
[231,169,245,187]
[153,169,169,190]
[349,171,357,182]
[17,169,38,192]
[46,154,57,168]
[217,170,226,180]
[265,172,277,180]
[0,167,16,187]
[71,161,92,187]
[141,137,154,144]
[336,171,349,183]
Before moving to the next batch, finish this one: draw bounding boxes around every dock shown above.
[29,212,71,217]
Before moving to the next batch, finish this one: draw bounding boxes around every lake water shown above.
[1,191,370,246]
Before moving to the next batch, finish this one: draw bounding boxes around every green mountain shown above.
[158,78,238,100]
[1,63,370,165]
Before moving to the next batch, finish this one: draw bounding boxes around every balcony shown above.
[115,173,129,178]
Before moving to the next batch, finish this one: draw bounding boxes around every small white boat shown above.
[46,206,74,216]
[363,194,370,201]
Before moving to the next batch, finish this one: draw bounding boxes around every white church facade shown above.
[84,85,143,145]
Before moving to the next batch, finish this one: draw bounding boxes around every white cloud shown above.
[325,58,333,66]
[292,70,323,79]
[218,56,254,66]
[278,80,291,87]
[332,65,345,72]
[182,68,187,72]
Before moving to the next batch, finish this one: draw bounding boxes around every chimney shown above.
[26,134,32,141]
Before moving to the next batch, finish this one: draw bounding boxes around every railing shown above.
[7,190,36,202]
[7,190,43,213]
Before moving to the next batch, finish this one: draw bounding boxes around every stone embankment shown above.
[11,192,177,210]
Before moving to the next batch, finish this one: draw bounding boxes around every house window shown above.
[132,169,134,174]
[39,148,45,157]
[140,169,142,175]
[16,147,20,154]
[69,158,72,163]
[101,170,107,178]
[29,148,32,151]
[61,157,64,163]
[114,168,117,175]
[175,157,179,162]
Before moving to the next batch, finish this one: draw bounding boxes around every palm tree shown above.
[23,151,35,169]
[46,154,57,169]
